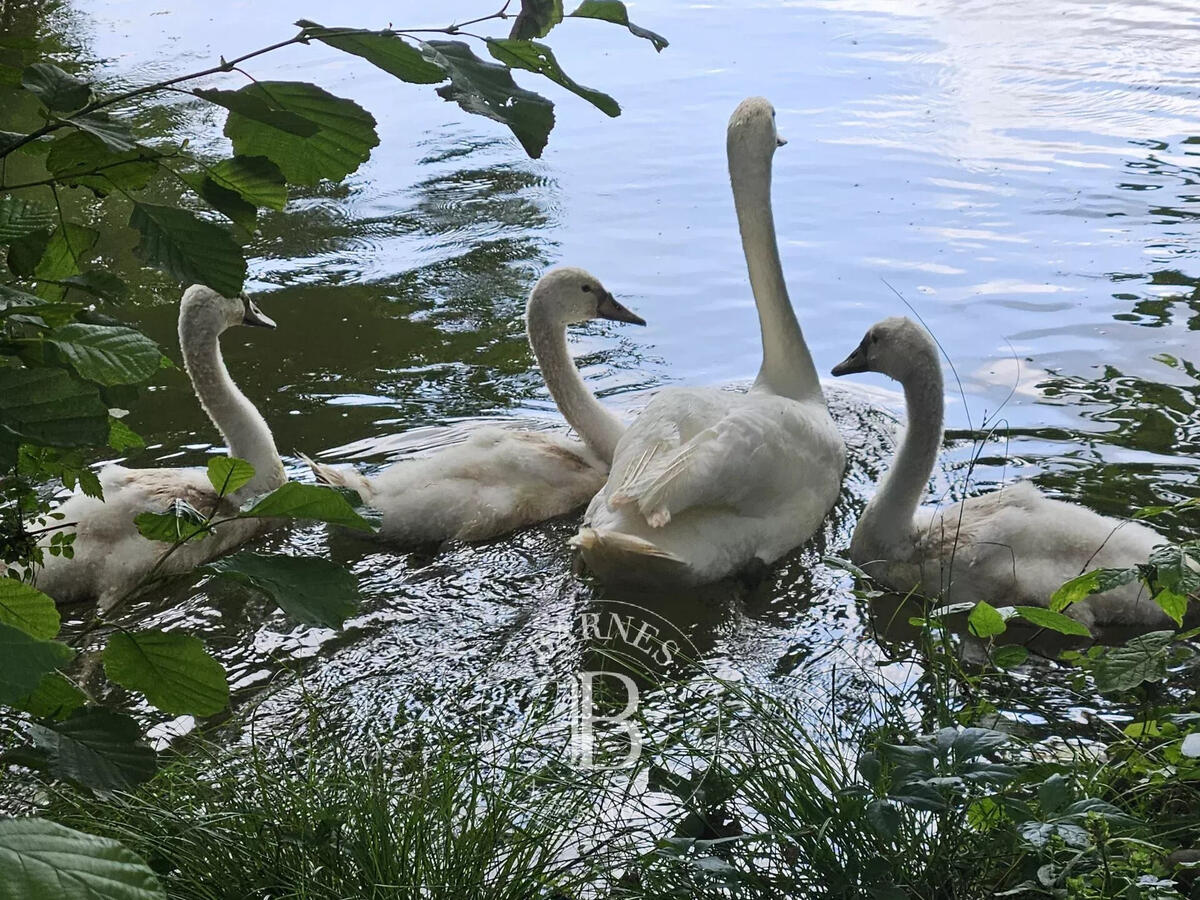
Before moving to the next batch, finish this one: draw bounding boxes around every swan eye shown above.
[581,284,592,293]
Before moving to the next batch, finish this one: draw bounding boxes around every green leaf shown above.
[207,456,255,495]
[194,87,320,136]
[103,630,229,716]
[568,0,669,51]
[183,173,257,232]
[45,323,166,385]
[421,40,555,159]
[1092,631,1175,693]
[108,417,144,452]
[0,283,46,314]
[134,500,210,544]
[239,481,375,531]
[0,576,59,639]
[487,39,619,117]
[509,0,564,39]
[0,196,54,243]
[1013,606,1092,637]
[62,111,137,152]
[1134,505,1171,520]
[13,671,88,720]
[128,201,246,296]
[33,223,99,283]
[7,227,51,276]
[60,269,129,302]
[0,621,73,703]
[221,82,379,187]
[28,708,156,790]
[967,600,1006,638]
[992,645,1029,669]
[866,798,901,842]
[1050,567,1139,612]
[0,818,165,900]
[21,62,92,110]
[205,155,287,211]
[206,552,360,629]
[1154,588,1188,627]
[0,367,109,447]
[45,130,158,194]
[298,23,445,84]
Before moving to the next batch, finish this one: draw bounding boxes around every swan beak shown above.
[240,293,277,329]
[831,340,869,376]
[597,291,646,326]
[776,135,788,147]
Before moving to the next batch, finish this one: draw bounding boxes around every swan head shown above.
[831,316,936,382]
[180,284,276,334]
[727,97,786,163]
[527,267,646,328]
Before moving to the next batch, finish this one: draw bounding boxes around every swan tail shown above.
[298,452,371,500]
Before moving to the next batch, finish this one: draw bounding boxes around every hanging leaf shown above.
[221,82,379,186]
[63,111,137,152]
[0,818,165,900]
[133,499,210,544]
[7,227,52,276]
[992,644,1029,669]
[0,576,60,639]
[207,457,255,495]
[421,40,555,158]
[108,417,144,452]
[1153,588,1188,627]
[28,708,157,790]
[128,201,246,296]
[204,155,287,211]
[487,39,619,117]
[59,269,129,302]
[0,367,109,447]
[0,196,54,243]
[567,1,669,51]
[13,671,88,720]
[1092,631,1175,693]
[206,552,360,629]
[509,0,565,39]
[103,630,230,716]
[0,621,73,703]
[45,323,167,385]
[239,481,375,531]
[45,130,159,195]
[194,88,320,136]
[21,62,92,110]
[298,23,445,84]
[967,600,1006,639]
[1012,606,1092,637]
[31,223,99,283]
[1050,567,1139,612]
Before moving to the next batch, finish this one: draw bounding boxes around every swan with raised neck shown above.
[304,267,646,545]
[179,285,284,495]
[831,316,1180,634]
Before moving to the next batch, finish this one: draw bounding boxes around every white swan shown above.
[34,285,285,610]
[304,267,645,545]
[572,97,847,586]
[831,316,1177,633]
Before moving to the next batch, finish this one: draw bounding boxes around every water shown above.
[6,0,1199,743]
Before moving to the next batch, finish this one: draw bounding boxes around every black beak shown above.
[776,135,788,147]
[596,290,646,326]
[831,336,870,376]
[241,293,276,329]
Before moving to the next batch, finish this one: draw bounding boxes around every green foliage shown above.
[205,456,255,495]
[238,480,375,531]
[206,552,361,629]
[0,818,164,900]
[967,599,1006,638]
[0,621,73,703]
[0,576,60,639]
[568,0,670,51]
[28,708,157,790]
[1012,604,1092,637]
[103,630,229,716]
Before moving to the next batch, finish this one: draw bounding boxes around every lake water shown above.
[15,0,1200,742]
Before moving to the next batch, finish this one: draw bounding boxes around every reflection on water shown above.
[11,0,1200,747]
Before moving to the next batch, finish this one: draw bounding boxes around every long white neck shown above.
[527,309,623,464]
[858,356,945,553]
[180,321,285,497]
[729,145,820,402]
